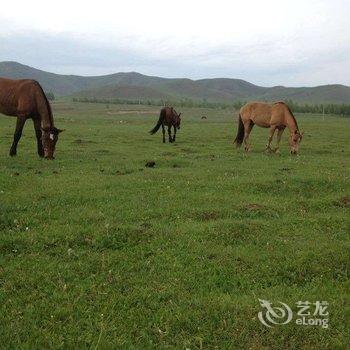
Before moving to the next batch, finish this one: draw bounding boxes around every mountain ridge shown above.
[1,61,349,104]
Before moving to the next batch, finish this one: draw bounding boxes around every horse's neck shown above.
[40,112,53,129]
[286,114,298,133]
[37,95,53,129]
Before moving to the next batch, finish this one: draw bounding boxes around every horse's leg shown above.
[33,118,44,157]
[172,126,176,142]
[243,122,254,152]
[265,126,276,152]
[10,116,26,156]
[162,124,165,143]
[274,128,285,154]
[168,126,172,143]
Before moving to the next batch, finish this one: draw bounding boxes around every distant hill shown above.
[1,61,350,104]
[76,85,168,100]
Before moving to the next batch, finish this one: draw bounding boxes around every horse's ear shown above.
[57,129,65,133]
[178,113,182,117]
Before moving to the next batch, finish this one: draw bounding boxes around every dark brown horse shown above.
[149,107,181,143]
[0,78,63,159]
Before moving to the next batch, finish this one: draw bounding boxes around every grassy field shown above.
[0,101,349,349]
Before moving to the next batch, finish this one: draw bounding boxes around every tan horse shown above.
[0,78,63,159]
[234,101,303,154]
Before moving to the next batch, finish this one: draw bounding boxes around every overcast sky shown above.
[1,0,349,86]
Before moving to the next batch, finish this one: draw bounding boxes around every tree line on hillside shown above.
[283,99,350,116]
[72,97,350,116]
[46,92,55,101]
[72,97,234,109]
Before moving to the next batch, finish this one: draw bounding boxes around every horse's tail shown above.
[234,113,244,147]
[149,109,165,134]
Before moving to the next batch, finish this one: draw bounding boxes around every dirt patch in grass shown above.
[335,196,350,207]
[93,149,110,154]
[244,203,265,211]
[145,161,156,168]
[73,139,96,144]
[181,148,196,154]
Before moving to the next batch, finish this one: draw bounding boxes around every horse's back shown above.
[161,106,174,124]
[240,102,272,126]
[0,78,41,117]
[240,101,272,114]
[0,78,40,99]
[272,101,290,114]
[161,106,173,115]
[240,101,293,128]
[0,77,38,90]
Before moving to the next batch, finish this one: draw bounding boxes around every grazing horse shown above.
[149,107,181,143]
[0,78,63,159]
[234,101,303,154]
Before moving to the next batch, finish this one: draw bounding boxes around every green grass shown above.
[0,102,349,349]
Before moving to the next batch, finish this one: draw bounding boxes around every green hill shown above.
[1,61,349,103]
[75,84,168,100]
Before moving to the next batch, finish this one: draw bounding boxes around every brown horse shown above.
[0,78,63,159]
[149,106,181,143]
[234,101,303,154]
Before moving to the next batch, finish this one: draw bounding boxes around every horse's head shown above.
[41,127,64,159]
[175,112,181,130]
[290,130,303,154]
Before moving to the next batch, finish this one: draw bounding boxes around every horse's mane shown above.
[274,101,299,130]
[33,80,54,126]
[170,107,179,117]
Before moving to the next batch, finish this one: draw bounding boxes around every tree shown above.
[46,92,55,101]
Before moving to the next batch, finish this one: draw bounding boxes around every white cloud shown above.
[0,0,349,85]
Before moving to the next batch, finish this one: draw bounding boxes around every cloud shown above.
[0,0,349,86]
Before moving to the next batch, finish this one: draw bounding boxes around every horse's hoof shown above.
[9,150,17,157]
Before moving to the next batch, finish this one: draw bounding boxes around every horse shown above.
[149,107,181,143]
[234,101,303,154]
[0,78,63,159]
